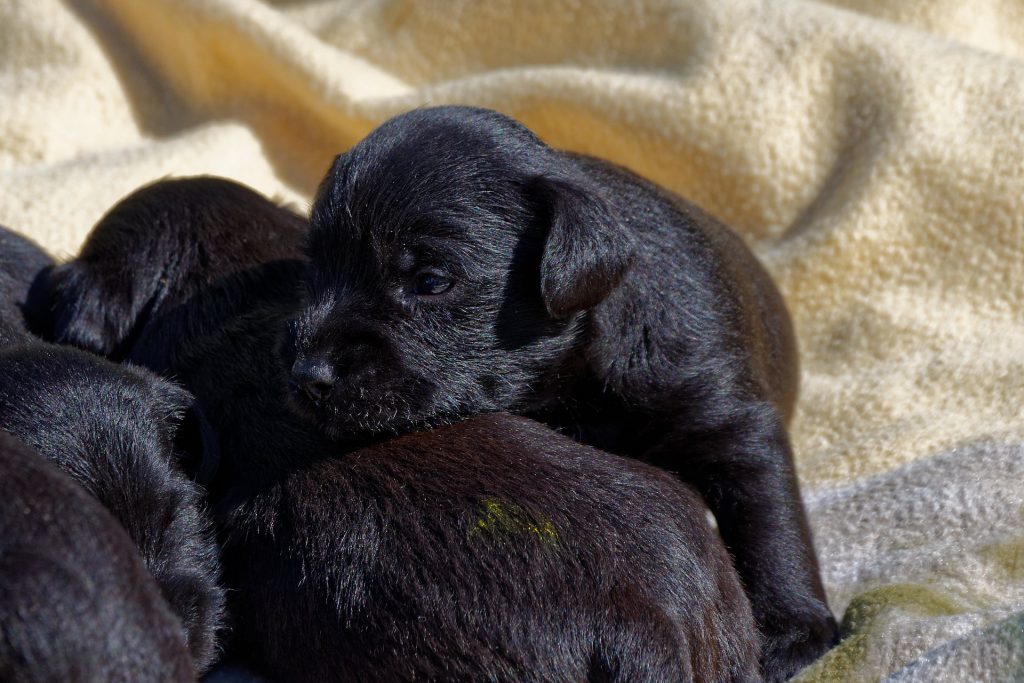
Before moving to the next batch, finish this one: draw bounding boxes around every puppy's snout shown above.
[291,356,335,403]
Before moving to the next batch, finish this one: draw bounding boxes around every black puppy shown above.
[0,429,195,682]
[0,344,226,674]
[1,224,225,672]
[45,178,761,681]
[212,405,761,682]
[286,107,836,679]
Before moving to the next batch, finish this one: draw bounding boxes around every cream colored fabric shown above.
[2,0,1022,679]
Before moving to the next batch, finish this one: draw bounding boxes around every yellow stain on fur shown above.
[470,498,558,544]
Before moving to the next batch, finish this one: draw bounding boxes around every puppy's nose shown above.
[291,356,335,403]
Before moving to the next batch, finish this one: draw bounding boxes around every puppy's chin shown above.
[285,377,441,440]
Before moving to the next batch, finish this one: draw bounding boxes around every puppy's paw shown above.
[759,602,839,682]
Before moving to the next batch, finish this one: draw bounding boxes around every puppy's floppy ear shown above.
[45,260,148,359]
[22,264,56,339]
[142,372,221,486]
[174,400,220,488]
[531,175,634,319]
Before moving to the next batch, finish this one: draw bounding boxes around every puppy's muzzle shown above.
[291,355,335,404]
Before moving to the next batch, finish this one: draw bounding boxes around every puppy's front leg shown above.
[654,402,837,682]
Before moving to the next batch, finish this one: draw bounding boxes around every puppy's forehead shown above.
[363,106,544,169]
[317,108,544,239]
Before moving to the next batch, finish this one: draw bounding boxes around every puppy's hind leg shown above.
[587,590,694,683]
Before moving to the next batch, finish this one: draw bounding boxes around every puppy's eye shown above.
[413,271,454,297]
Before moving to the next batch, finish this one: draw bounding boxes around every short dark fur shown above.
[286,107,837,680]
[219,408,761,682]
[0,344,225,673]
[47,177,761,681]
[0,227,54,345]
[0,429,194,682]
[44,176,307,366]
[3,227,224,671]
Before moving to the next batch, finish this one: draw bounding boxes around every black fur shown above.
[0,343,225,673]
[1,223,224,674]
[0,227,54,345]
[44,176,307,365]
[0,430,195,682]
[217,407,761,682]
[171,283,761,681]
[287,107,837,680]
[46,177,762,681]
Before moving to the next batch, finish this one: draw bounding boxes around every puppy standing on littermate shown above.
[0,226,224,680]
[48,177,761,682]
[289,106,837,680]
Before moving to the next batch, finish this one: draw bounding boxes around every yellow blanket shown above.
[2,1,1022,679]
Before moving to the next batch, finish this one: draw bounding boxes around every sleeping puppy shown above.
[0,345,226,674]
[45,178,761,681]
[285,106,837,680]
[0,429,195,682]
[209,402,762,682]
[0,222,225,672]
[0,227,54,345]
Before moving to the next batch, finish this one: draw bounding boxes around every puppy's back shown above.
[566,153,799,421]
[0,430,194,682]
[223,413,759,682]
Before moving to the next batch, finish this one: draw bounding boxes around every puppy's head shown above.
[42,177,307,362]
[285,106,634,436]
